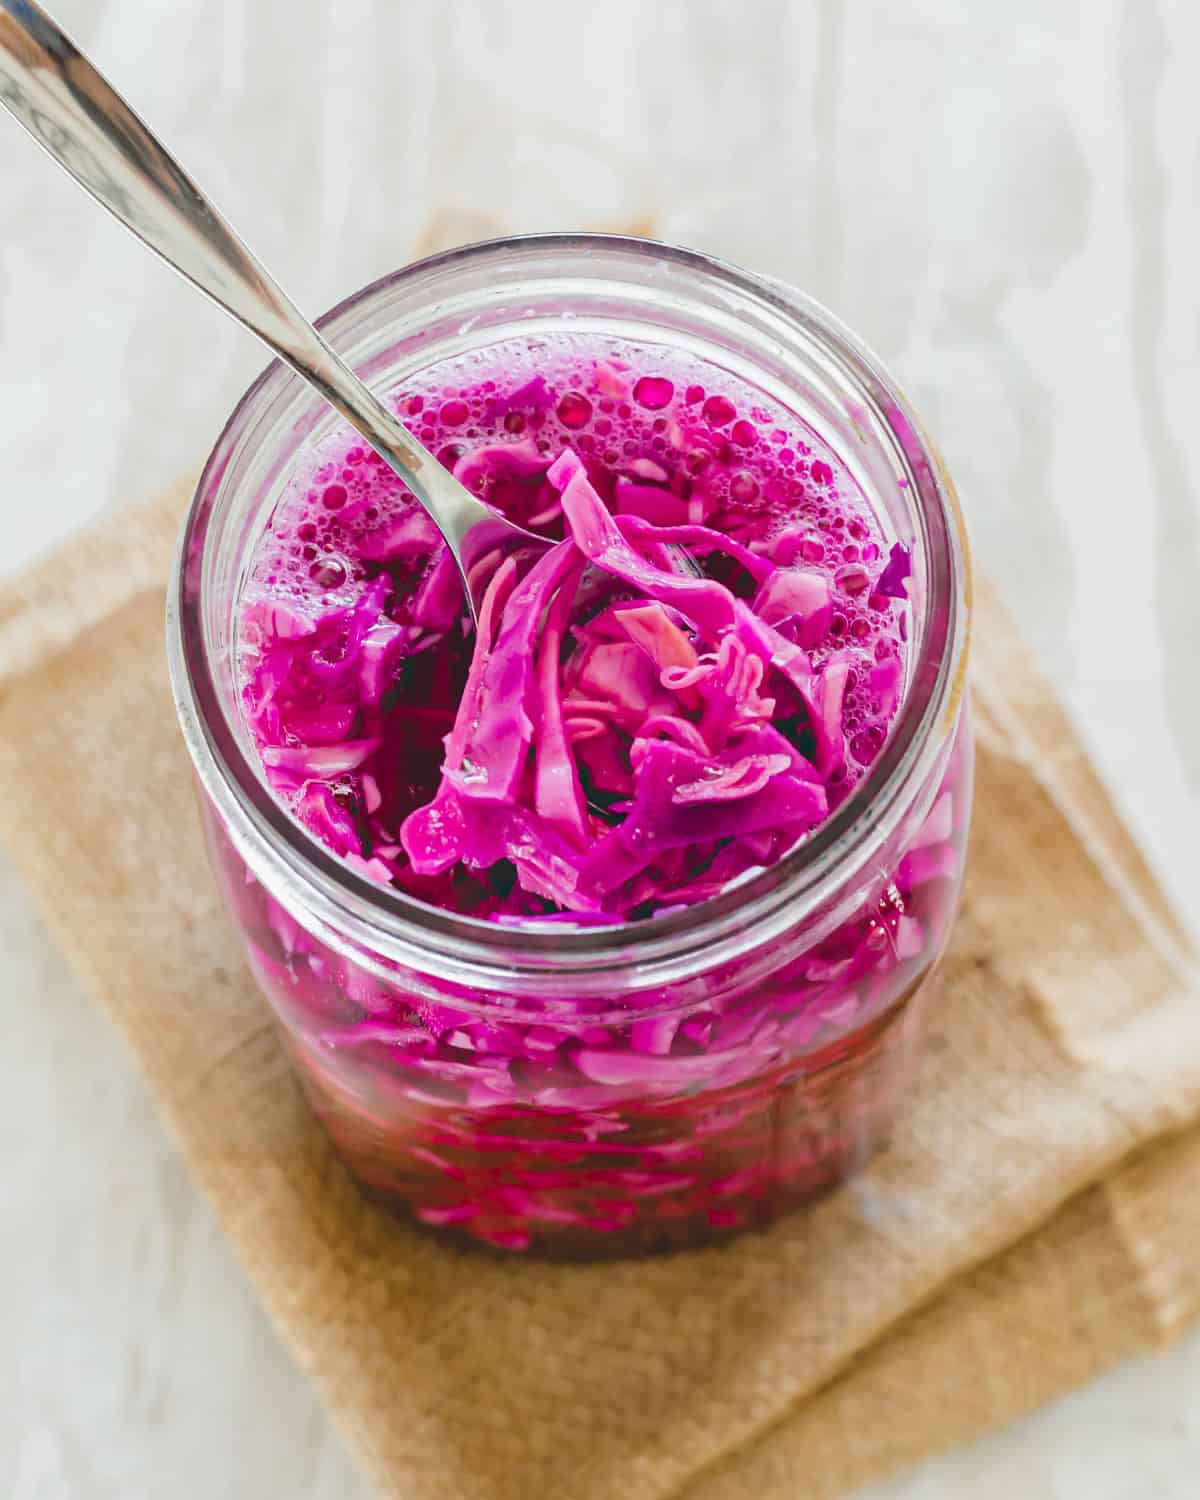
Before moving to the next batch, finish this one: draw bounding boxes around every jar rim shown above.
[167,232,970,987]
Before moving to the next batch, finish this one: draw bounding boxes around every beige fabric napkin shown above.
[1,483,1198,1500]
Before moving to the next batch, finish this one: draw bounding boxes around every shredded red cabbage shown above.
[223,339,970,1255]
[242,440,917,920]
[875,541,912,600]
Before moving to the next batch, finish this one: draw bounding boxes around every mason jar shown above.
[167,234,972,1259]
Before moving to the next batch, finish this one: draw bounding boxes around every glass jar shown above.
[168,235,972,1259]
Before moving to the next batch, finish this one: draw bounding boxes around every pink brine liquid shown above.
[221,333,968,1255]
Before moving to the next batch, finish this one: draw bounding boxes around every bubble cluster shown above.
[244,331,908,793]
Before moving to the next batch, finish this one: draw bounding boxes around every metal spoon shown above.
[0,0,546,619]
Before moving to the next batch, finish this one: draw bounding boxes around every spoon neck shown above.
[285,332,428,482]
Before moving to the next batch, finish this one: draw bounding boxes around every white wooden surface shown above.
[1,2,1198,1495]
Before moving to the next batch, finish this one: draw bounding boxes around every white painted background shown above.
[1,1,1197,1495]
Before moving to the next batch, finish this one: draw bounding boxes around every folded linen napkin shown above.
[0,483,1196,1500]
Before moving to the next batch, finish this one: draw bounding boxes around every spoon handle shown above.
[0,0,483,550]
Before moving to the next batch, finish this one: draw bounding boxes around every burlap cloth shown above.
[1,483,1198,1500]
